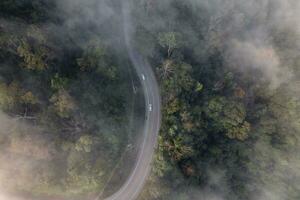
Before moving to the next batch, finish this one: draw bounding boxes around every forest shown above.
[134,0,300,200]
[0,0,300,200]
[0,0,143,198]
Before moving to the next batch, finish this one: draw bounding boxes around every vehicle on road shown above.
[141,74,145,80]
[148,104,152,112]
[103,2,161,200]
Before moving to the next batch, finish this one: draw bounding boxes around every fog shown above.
[129,0,299,200]
[0,0,299,200]
[0,0,143,199]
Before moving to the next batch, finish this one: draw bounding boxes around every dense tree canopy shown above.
[0,0,299,200]
[0,1,138,198]
[135,0,300,200]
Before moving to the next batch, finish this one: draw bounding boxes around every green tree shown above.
[20,91,38,105]
[17,39,49,71]
[0,82,21,111]
[158,32,182,57]
[50,74,69,91]
[205,97,251,140]
[50,89,75,118]
[75,135,93,153]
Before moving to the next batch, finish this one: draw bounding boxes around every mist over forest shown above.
[0,0,299,200]
[132,0,300,200]
[0,0,144,199]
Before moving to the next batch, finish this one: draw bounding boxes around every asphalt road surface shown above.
[0,1,161,200]
[103,1,162,200]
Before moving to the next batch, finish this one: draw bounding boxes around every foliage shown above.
[1,1,299,200]
[134,1,300,200]
[158,32,183,57]
[17,39,49,70]
[50,89,75,118]
[0,2,133,198]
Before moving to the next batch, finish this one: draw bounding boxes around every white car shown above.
[127,144,133,149]
[149,104,153,112]
[141,74,146,80]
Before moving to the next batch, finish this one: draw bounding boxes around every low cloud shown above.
[228,39,291,89]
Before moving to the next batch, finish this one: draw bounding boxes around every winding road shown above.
[0,1,161,200]
[103,1,162,200]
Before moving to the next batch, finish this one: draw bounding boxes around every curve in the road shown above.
[0,1,160,200]
[103,1,162,200]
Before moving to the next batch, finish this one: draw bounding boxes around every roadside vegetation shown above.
[0,1,299,200]
[135,1,300,200]
[0,1,138,198]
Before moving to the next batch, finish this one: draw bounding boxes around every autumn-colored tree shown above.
[17,39,48,70]
[50,89,75,118]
